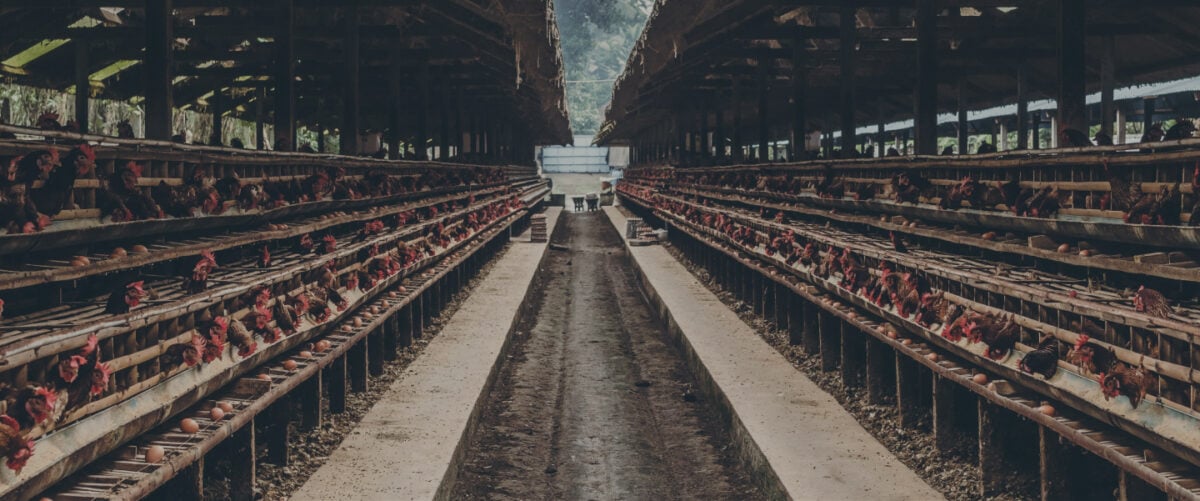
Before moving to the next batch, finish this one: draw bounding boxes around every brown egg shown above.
[363,312,374,320]
[1078,249,1091,257]
[1057,243,1071,253]
[180,418,200,434]
[1038,404,1056,416]
[299,350,313,359]
[283,360,298,371]
[352,317,363,327]
[257,373,272,382]
[887,331,899,340]
[73,255,91,265]
[343,325,354,332]
[217,402,234,413]
[110,247,128,258]
[315,340,331,353]
[972,373,989,385]
[210,407,225,421]
[370,306,380,315]
[70,258,88,267]
[145,445,166,463]
[925,352,939,362]
[900,339,912,346]
[981,232,997,241]
[846,312,858,320]
[388,291,398,298]
[131,245,149,254]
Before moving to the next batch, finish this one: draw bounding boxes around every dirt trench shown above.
[451,212,765,501]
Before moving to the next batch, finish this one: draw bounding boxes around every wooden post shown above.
[274,0,295,150]
[412,294,425,338]
[164,456,204,501]
[349,340,368,393]
[341,5,360,155]
[398,306,414,347]
[932,374,957,452]
[791,40,807,160]
[1016,66,1028,149]
[1116,108,1127,144]
[714,108,725,160]
[229,422,256,501]
[382,316,398,361]
[1118,471,1166,501]
[840,322,864,387]
[255,87,266,150]
[74,42,89,134]
[1143,97,1155,134]
[210,90,223,145]
[455,88,465,157]
[732,78,744,162]
[144,0,173,140]
[369,328,385,376]
[757,56,770,163]
[299,369,322,431]
[416,58,431,160]
[265,399,290,465]
[895,352,921,428]
[700,106,711,157]
[1039,426,1072,500]
[914,0,938,155]
[957,80,969,154]
[1100,35,1116,139]
[802,298,820,355]
[388,48,403,159]
[329,354,347,414]
[1057,0,1087,135]
[865,337,891,404]
[818,310,839,372]
[787,293,804,346]
[439,86,451,160]
[840,6,857,156]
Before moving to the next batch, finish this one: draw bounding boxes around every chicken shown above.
[100,162,163,222]
[1190,164,1200,227]
[938,177,982,210]
[8,386,57,429]
[183,250,218,294]
[965,314,1019,360]
[1164,121,1196,141]
[0,415,33,473]
[165,333,206,368]
[815,165,845,199]
[1133,286,1173,319]
[228,319,258,358]
[105,281,148,315]
[1019,335,1059,379]
[152,181,201,218]
[892,172,930,204]
[199,317,228,364]
[31,145,93,219]
[1125,184,1181,226]
[274,300,300,335]
[1101,363,1150,409]
[56,334,110,411]
[1017,186,1060,218]
[890,231,908,253]
[1067,329,1118,377]
[1058,128,1092,148]
[939,305,968,342]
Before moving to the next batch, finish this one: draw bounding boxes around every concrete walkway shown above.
[291,208,560,501]
[603,207,943,501]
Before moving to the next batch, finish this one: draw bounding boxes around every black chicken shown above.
[1019,335,1059,379]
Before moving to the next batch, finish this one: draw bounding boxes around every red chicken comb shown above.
[1075,334,1090,350]
[35,386,57,407]
[125,161,143,178]
[213,316,229,332]
[5,440,34,473]
[81,333,99,357]
[78,143,96,163]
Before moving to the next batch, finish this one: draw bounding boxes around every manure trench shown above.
[452,212,764,500]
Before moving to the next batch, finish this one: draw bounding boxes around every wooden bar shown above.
[340,5,361,156]
[840,5,857,155]
[329,354,347,414]
[1039,426,1072,501]
[914,0,938,155]
[791,40,807,160]
[932,374,958,452]
[144,0,173,141]
[818,310,839,372]
[265,399,290,466]
[896,352,922,428]
[162,456,203,501]
[368,328,385,376]
[840,322,865,388]
[349,340,368,393]
[1119,470,1167,501]
[229,422,256,501]
[802,297,820,355]
[1057,0,1088,134]
[299,369,323,431]
[273,0,295,150]
[865,336,891,405]
[1100,35,1116,139]
[757,56,770,162]
[74,42,89,134]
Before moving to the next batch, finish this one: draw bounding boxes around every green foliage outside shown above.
[555,0,653,141]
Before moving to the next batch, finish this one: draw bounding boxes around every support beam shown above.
[1017,66,1029,149]
[1143,97,1155,134]
[914,0,938,155]
[840,6,857,156]
[1100,35,1116,140]
[255,87,265,150]
[1057,0,1087,134]
[416,58,431,160]
[144,0,173,140]
[73,42,89,134]
[732,78,744,162]
[229,423,256,501]
[210,89,223,146]
[957,80,969,153]
[757,58,770,162]
[439,86,451,160]
[388,49,402,159]
[341,5,360,156]
[791,41,807,161]
[274,0,295,151]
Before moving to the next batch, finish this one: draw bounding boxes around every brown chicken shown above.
[184,250,218,294]
[0,414,33,473]
[1133,286,1173,319]
[1067,321,1118,376]
[1101,363,1150,409]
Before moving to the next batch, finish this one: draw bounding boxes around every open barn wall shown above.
[597,1,1200,157]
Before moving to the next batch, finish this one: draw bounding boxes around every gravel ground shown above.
[195,242,512,501]
[660,240,1034,501]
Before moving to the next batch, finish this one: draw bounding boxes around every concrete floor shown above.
[603,207,944,501]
